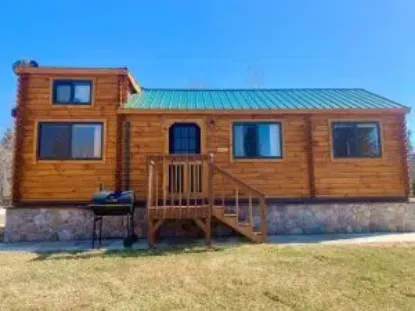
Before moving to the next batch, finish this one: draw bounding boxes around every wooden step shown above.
[212,206,224,217]
[238,221,251,227]
[237,226,262,243]
[212,205,264,243]
[222,215,238,227]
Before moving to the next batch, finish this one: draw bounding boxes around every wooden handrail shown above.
[212,164,266,198]
[147,154,211,208]
[146,153,267,242]
[148,154,209,162]
[211,161,267,241]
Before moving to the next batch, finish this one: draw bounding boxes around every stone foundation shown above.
[4,208,146,242]
[4,202,415,242]
[3,207,233,242]
[265,202,415,235]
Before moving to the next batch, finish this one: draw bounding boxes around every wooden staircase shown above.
[146,154,267,247]
[210,164,267,243]
[212,206,264,243]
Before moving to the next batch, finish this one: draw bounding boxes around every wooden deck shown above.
[146,154,267,247]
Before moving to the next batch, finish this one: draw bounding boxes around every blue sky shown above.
[0,0,414,144]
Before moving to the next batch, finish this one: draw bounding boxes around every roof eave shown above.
[13,65,143,93]
[13,66,129,76]
[127,71,141,93]
[117,107,410,115]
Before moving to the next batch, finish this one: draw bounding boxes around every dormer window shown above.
[52,79,92,105]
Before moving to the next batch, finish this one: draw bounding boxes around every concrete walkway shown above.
[0,233,415,253]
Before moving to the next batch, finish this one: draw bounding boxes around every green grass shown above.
[1,244,415,310]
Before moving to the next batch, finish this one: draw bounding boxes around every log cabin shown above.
[7,64,412,245]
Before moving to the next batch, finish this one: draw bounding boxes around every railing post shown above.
[147,157,155,247]
[259,196,267,243]
[147,158,154,209]
[208,153,214,211]
[206,153,214,247]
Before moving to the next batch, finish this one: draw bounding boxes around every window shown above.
[52,80,92,105]
[332,121,381,158]
[38,122,103,160]
[169,123,201,154]
[233,122,282,159]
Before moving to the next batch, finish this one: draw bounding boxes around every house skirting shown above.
[3,202,415,242]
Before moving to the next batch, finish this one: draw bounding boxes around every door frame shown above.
[163,118,206,155]
[163,118,207,196]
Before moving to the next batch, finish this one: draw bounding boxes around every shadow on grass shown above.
[30,243,226,262]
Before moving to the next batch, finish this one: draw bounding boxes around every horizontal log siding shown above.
[17,75,407,202]
[126,113,406,199]
[18,74,120,202]
[126,114,310,199]
[313,114,405,197]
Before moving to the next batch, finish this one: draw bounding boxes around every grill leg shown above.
[130,214,135,237]
[99,217,103,247]
[92,216,97,249]
[126,215,130,238]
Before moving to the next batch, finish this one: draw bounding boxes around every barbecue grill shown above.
[88,189,137,248]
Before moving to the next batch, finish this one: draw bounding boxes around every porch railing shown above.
[147,153,267,238]
[147,154,212,208]
[212,164,267,237]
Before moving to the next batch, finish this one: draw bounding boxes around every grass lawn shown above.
[0,244,415,310]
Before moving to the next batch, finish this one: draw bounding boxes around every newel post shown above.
[206,153,214,247]
[147,158,154,210]
[208,153,214,210]
[147,157,155,247]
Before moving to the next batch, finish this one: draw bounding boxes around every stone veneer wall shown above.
[265,202,415,235]
[4,202,415,242]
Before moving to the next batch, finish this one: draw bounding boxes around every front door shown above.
[169,123,201,155]
[168,123,202,195]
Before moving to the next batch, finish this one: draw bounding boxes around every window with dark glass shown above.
[169,123,201,154]
[52,80,92,105]
[38,122,103,160]
[168,123,202,193]
[233,122,282,159]
[332,121,381,158]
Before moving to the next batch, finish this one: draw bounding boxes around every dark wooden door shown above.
[168,123,202,194]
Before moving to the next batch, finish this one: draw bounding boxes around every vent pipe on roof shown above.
[12,59,39,73]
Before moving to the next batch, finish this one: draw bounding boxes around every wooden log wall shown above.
[15,73,122,202]
[398,115,410,197]
[11,74,28,204]
[13,69,408,203]
[312,114,406,197]
[125,113,408,200]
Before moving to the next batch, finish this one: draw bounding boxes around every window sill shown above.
[231,157,284,163]
[52,103,92,107]
[36,159,105,164]
[330,156,384,162]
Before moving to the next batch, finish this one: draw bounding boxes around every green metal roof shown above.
[123,88,408,110]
